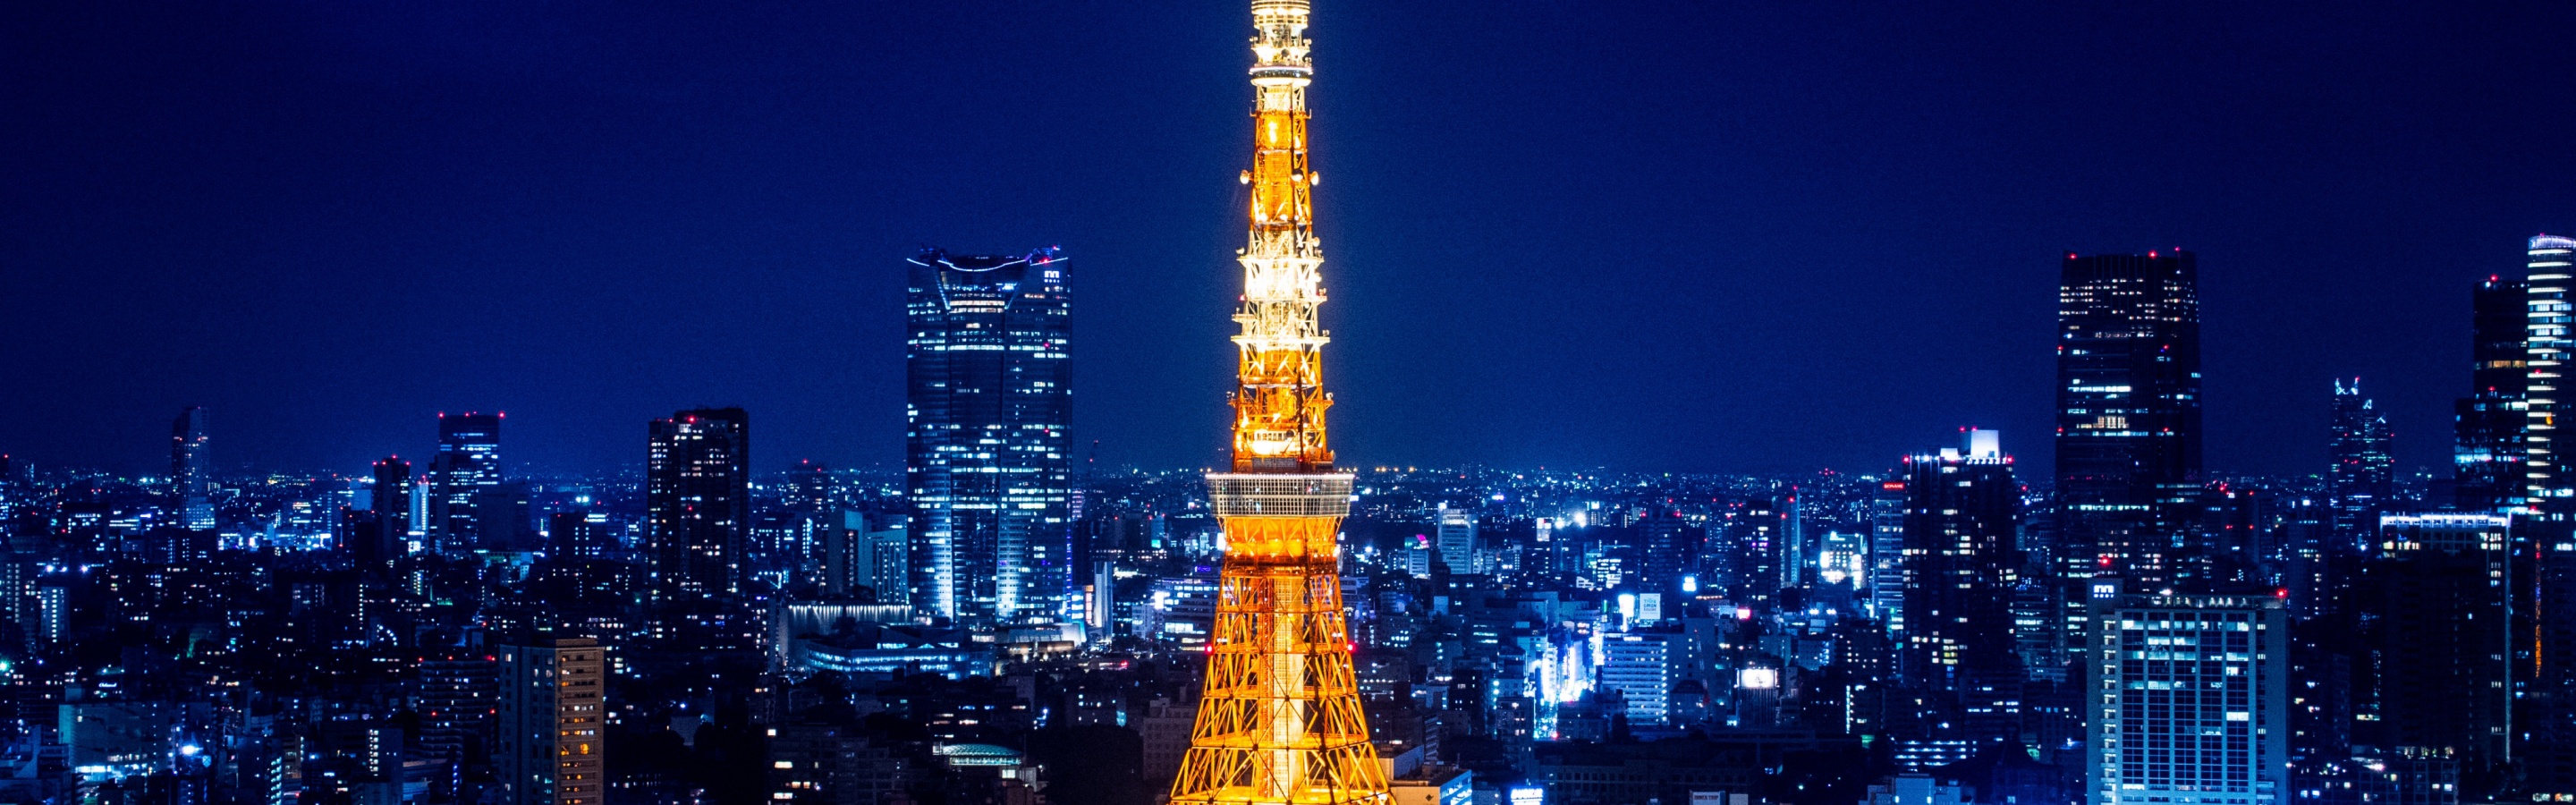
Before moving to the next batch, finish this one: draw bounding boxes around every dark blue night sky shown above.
[5,0,2573,479]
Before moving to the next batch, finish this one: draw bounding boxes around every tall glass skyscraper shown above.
[2518,235,2576,800]
[169,406,214,530]
[2055,251,2203,587]
[1868,478,1908,631]
[647,407,750,601]
[2440,240,2576,794]
[2454,275,2529,513]
[2525,235,2576,514]
[429,412,502,554]
[2324,378,2393,547]
[904,247,1073,631]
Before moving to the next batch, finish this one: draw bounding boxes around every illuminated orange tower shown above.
[1168,2,1391,804]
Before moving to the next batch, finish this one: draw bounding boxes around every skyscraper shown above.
[1169,1,1390,802]
[2081,582,2291,805]
[1900,428,2023,741]
[496,636,604,805]
[411,476,431,540]
[1870,479,1908,630]
[1637,508,1694,595]
[2514,236,2576,799]
[429,413,502,554]
[2527,235,2576,514]
[169,406,214,530]
[2325,378,2394,547]
[2056,251,2204,587]
[2453,275,2529,513]
[1436,503,1479,576]
[371,455,412,535]
[647,408,750,601]
[417,649,499,770]
[2368,513,2512,785]
[903,247,1073,629]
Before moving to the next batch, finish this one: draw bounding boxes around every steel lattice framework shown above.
[1168,2,1391,804]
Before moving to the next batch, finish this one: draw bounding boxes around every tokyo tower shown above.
[1165,1,1393,804]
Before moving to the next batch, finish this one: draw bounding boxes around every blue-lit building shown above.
[1598,631,1674,727]
[1139,571,1219,649]
[904,248,1074,632]
[789,624,983,679]
[2083,581,2291,805]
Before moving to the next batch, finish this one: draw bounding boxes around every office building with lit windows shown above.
[1599,632,1674,727]
[2512,235,2576,799]
[2453,275,2528,513]
[371,455,411,532]
[904,247,1074,631]
[2326,379,2393,547]
[2056,251,2203,586]
[170,406,214,530]
[1869,479,1908,629]
[1901,428,2024,741]
[2082,581,2290,805]
[497,636,604,805]
[429,413,503,554]
[647,408,750,601]
[1437,503,1480,576]
[2526,235,2576,515]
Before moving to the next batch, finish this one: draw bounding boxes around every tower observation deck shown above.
[1167,2,1392,804]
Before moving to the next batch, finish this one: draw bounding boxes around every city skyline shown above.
[11,3,2576,478]
[10,5,2576,805]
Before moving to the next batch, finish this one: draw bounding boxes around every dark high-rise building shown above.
[2368,513,2512,790]
[784,460,838,578]
[2056,250,2203,587]
[2326,378,2394,547]
[371,455,412,537]
[496,636,603,805]
[647,408,750,601]
[786,459,834,519]
[2454,275,2529,513]
[477,482,536,551]
[2199,482,2275,582]
[1899,428,2023,741]
[1721,498,1784,604]
[903,247,1073,630]
[417,650,499,768]
[429,413,503,554]
[169,406,214,530]
[1635,508,1693,595]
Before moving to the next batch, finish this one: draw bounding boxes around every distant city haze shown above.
[6,2,2574,477]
